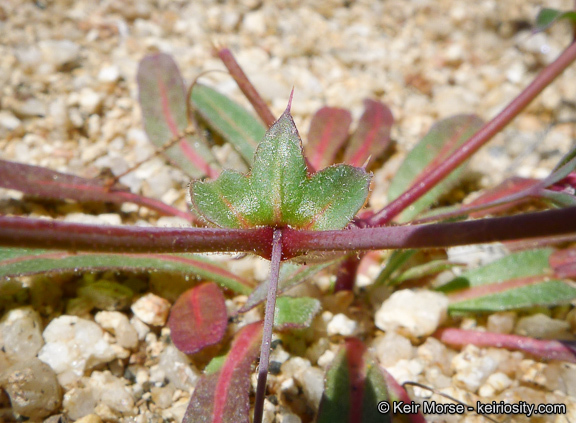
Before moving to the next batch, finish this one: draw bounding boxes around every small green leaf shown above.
[534,8,576,33]
[191,84,266,164]
[388,115,484,222]
[274,296,321,330]
[393,259,463,284]
[191,107,371,230]
[374,249,417,286]
[318,338,395,423]
[437,248,553,292]
[449,280,576,313]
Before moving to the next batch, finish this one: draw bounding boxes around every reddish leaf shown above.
[549,172,576,193]
[550,247,576,279]
[435,327,576,363]
[183,321,263,423]
[381,369,427,423]
[306,107,353,170]
[138,53,219,178]
[343,100,394,167]
[467,177,539,218]
[0,159,193,221]
[168,283,228,354]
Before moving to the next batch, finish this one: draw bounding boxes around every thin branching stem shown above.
[368,40,576,227]
[254,228,283,423]
[216,47,277,127]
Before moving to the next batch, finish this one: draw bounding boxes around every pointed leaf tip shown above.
[191,102,371,231]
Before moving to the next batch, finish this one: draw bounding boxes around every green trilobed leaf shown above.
[190,106,372,230]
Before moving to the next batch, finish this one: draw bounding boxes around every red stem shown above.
[253,228,283,423]
[0,216,273,257]
[3,207,576,260]
[283,207,576,258]
[368,40,576,227]
[216,47,276,127]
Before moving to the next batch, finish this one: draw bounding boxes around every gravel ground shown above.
[1,0,576,422]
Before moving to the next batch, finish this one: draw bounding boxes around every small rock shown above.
[375,289,449,337]
[38,315,116,386]
[157,344,199,390]
[14,98,47,117]
[326,313,358,336]
[151,383,176,408]
[39,39,81,69]
[373,331,414,367]
[487,312,516,334]
[130,316,150,340]
[0,358,61,420]
[131,293,171,326]
[79,88,103,115]
[88,371,135,414]
[95,311,139,349]
[515,313,572,339]
[452,345,498,393]
[0,307,44,363]
[98,65,120,83]
[478,372,512,397]
[63,385,98,420]
[296,367,324,410]
[0,110,21,130]
[74,415,103,423]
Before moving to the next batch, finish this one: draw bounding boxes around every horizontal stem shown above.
[368,40,576,227]
[0,216,273,257]
[283,207,576,258]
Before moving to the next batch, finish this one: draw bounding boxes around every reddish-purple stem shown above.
[435,327,576,363]
[217,47,276,128]
[0,216,273,257]
[253,228,282,423]
[368,40,576,227]
[283,207,576,258]
[3,208,576,258]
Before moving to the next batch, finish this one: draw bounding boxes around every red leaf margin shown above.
[183,321,263,423]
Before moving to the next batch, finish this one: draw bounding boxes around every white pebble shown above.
[451,345,498,393]
[0,358,61,420]
[296,367,324,410]
[131,293,171,326]
[373,331,413,367]
[38,315,116,386]
[375,289,449,337]
[0,307,44,363]
[157,344,199,390]
[39,39,80,67]
[88,371,135,414]
[95,311,139,349]
[79,88,103,115]
[326,313,358,336]
[63,385,98,420]
[515,313,571,339]
[98,65,121,82]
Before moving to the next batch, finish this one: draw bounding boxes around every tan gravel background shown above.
[1,0,576,422]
